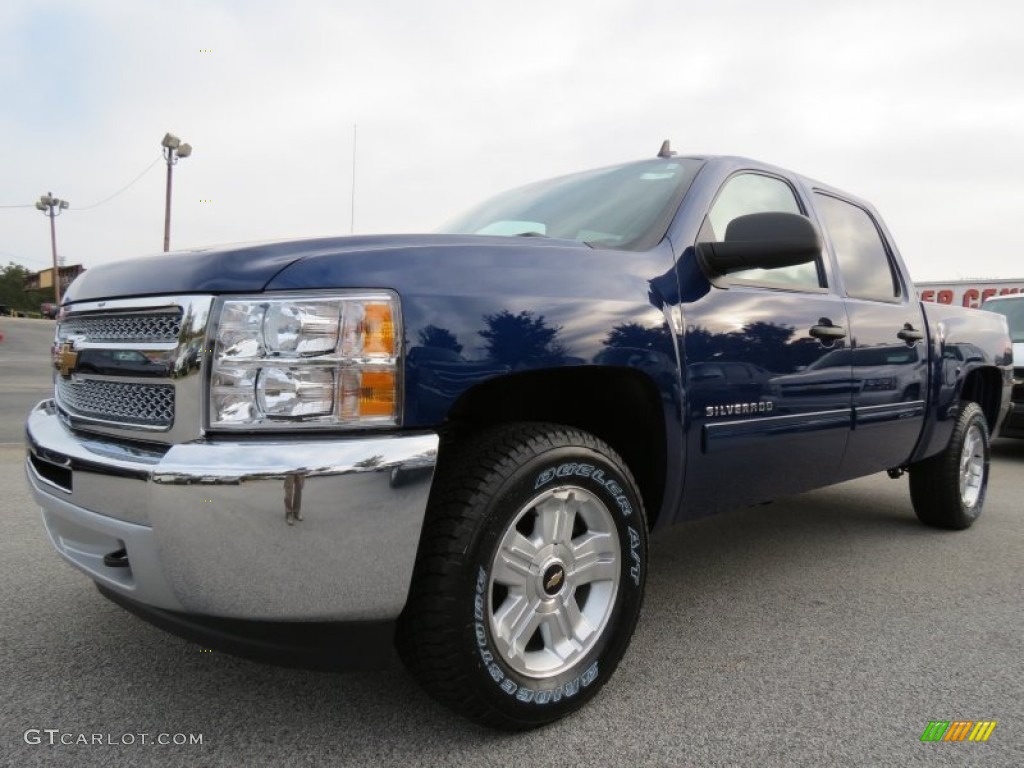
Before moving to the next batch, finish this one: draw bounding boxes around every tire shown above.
[397,422,648,729]
[909,401,990,530]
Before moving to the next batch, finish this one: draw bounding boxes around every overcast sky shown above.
[2,0,1022,281]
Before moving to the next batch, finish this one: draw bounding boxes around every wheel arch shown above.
[960,365,1003,433]
[442,367,669,530]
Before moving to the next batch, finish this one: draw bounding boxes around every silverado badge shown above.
[55,342,79,378]
[705,401,774,418]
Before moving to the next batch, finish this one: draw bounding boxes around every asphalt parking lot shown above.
[0,317,53,443]
[2,315,1022,767]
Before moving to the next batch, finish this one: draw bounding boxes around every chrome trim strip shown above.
[63,296,195,314]
[706,407,852,429]
[853,400,926,427]
[854,400,927,413]
[55,341,180,353]
[702,407,852,455]
[29,401,168,475]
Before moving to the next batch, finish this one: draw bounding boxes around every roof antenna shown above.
[657,139,676,158]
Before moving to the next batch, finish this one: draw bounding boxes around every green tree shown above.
[479,310,567,365]
[0,263,45,313]
[417,325,463,355]
[604,322,674,355]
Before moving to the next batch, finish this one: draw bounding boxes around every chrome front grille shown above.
[56,378,175,427]
[58,311,183,343]
[53,295,214,441]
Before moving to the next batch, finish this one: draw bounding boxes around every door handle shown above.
[897,324,924,343]
[809,320,847,342]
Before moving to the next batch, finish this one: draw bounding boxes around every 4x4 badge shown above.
[55,342,79,377]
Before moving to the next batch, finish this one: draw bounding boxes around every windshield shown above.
[439,158,704,251]
[982,297,1024,342]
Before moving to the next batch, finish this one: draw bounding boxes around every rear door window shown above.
[815,193,901,301]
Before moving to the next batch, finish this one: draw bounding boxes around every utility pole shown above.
[161,132,193,251]
[35,192,69,306]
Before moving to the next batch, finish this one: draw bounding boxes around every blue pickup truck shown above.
[25,148,1013,729]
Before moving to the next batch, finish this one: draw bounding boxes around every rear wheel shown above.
[909,401,990,530]
[397,422,648,729]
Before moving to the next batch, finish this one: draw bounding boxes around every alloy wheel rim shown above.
[958,424,985,508]
[488,485,620,678]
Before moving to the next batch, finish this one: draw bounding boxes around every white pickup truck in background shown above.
[981,293,1024,438]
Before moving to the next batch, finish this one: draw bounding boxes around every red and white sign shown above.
[916,280,1024,309]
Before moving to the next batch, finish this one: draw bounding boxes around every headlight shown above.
[208,293,400,430]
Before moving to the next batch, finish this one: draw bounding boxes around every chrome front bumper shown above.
[25,400,438,621]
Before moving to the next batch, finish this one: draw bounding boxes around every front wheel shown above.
[397,423,648,729]
[909,401,990,530]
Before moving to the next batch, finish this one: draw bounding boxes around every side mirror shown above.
[697,212,821,277]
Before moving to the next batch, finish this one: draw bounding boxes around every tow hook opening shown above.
[103,547,130,568]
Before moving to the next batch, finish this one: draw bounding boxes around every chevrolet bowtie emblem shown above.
[545,570,563,591]
[55,342,79,377]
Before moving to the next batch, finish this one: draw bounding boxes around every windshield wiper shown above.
[514,231,595,248]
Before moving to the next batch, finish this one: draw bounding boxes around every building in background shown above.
[23,265,85,295]
[916,278,1024,309]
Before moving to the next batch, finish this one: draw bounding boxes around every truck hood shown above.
[63,234,579,304]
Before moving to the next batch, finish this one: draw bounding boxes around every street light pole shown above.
[163,152,174,252]
[161,132,193,252]
[35,192,69,306]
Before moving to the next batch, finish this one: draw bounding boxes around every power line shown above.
[0,250,50,267]
[0,155,164,213]
[2,255,51,267]
[75,155,163,210]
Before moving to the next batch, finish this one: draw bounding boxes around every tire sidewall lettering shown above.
[534,461,633,517]
[627,525,641,586]
[469,449,646,708]
[474,565,601,707]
